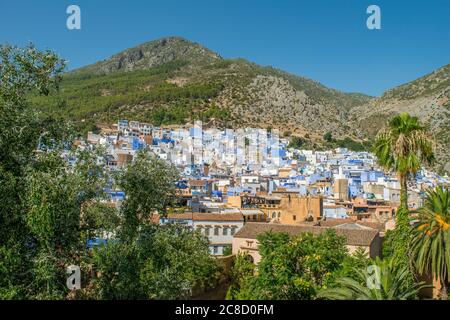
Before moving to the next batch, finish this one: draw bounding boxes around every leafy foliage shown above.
[323,247,371,286]
[26,153,82,251]
[228,230,348,300]
[323,132,333,142]
[374,113,435,269]
[30,62,225,128]
[374,113,435,181]
[90,240,143,299]
[138,224,220,299]
[226,253,255,300]
[318,257,427,300]
[289,136,306,149]
[91,224,219,300]
[0,44,68,299]
[118,151,179,238]
[411,187,450,299]
[0,45,218,300]
[222,245,232,256]
[335,137,371,152]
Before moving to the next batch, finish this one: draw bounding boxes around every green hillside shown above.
[30,37,372,135]
[28,36,449,172]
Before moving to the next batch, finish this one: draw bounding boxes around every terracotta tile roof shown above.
[165,212,244,222]
[188,180,208,187]
[319,219,384,231]
[233,222,379,246]
[240,209,264,215]
[234,223,320,239]
[193,213,244,222]
[166,213,194,220]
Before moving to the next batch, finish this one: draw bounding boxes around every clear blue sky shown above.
[1,0,449,96]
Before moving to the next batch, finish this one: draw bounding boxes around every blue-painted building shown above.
[132,137,145,150]
[361,170,384,183]
[349,184,364,198]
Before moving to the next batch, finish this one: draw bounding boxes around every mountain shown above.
[350,64,450,172]
[72,36,222,75]
[31,37,449,173]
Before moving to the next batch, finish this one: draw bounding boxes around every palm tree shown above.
[411,187,450,300]
[318,258,427,300]
[373,113,434,222]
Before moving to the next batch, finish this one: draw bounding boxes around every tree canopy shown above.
[227,230,349,300]
[0,45,219,300]
[411,187,450,299]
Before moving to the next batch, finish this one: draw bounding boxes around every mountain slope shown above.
[31,37,449,172]
[350,64,450,172]
[382,64,450,100]
[33,37,372,135]
[72,36,222,75]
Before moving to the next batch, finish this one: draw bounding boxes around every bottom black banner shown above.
[2,300,448,319]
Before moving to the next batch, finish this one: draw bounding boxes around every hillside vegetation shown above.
[31,36,449,172]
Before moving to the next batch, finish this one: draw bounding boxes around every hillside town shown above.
[2,0,450,306]
[71,119,449,261]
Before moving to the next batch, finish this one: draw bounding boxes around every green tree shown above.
[336,137,368,152]
[0,45,65,244]
[138,224,219,299]
[323,247,371,287]
[90,224,219,300]
[25,151,108,299]
[373,113,434,221]
[226,253,255,300]
[26,154,81,248]
[0,44,66,299]
[230,230,348,300]
[289,136,305,149]
[318,257,427,300]
[0,44,219,301]
[85,151,219,300]
[80,202,121,242]
[73,147,110,201]
[222,245,232,256]
[118,151,179,239]
[411,186,450,300]
[323,132,333,142]
[374,113,434,272]
[90,241,143,299]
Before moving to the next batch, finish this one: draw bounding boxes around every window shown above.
[205,227,210,236]
[196,226,202,233]
[272,212,276,218]
[213,246,219,255]
[214,227,219,236]
[293,215,296,221]
[231,226,237,235]
[223,227,228,236]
